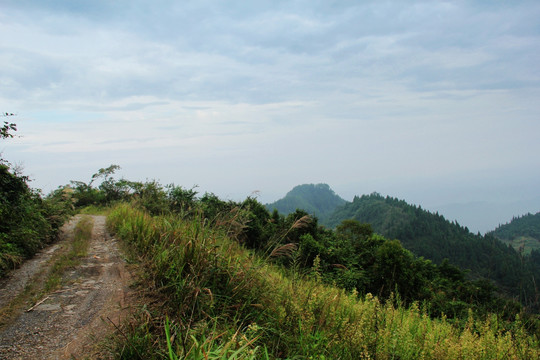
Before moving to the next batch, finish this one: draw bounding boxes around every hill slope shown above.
[488,212,540,254]
[265,183,346,222]
[105,204,540,359]
[326,193,540,307]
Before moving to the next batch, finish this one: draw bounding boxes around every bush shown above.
[0,164,70,276]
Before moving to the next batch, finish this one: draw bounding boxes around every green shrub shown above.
[0,164,70,276]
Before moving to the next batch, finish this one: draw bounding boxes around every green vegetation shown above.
[1,115,17,139]
[265,183,346,223]
[68,176,536,325]
[0,119,72,277]
[0,215,93,328]
[65,164,199,217]
[326,193,540,312]
[488,212,540,254]
[44,215,93,292]
[107,203,540,359]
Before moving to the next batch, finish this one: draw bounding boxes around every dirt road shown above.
[0,215,133,359]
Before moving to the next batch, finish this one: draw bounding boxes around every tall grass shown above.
[107,204,539,359]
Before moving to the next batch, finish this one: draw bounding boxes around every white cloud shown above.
[1,0,539,231]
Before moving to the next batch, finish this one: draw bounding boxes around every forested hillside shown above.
[265,183,346,222]
[326,193,540,310]
[488,212,540,254]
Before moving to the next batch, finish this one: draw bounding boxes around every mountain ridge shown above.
[265,183,346,223]
[268,183,540,309]
[488,212,540,254]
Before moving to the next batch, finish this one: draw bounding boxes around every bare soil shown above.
[0,215,135,359]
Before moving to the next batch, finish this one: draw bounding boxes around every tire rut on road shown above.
[0,215,134,360]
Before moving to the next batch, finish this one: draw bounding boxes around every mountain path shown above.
[0,215,134,359]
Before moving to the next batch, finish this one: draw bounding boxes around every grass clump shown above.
[107,204,540,359]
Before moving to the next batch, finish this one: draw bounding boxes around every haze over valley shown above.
[1,0,539,236]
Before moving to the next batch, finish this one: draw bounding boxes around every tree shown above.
[336,219,373,251]
[1,113,17,140]
[89,164,121,187]
[167,184,198,214]
[70,165,122,206]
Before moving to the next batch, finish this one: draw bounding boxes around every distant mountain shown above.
[325,193,540,304]
[265,183,347,222]
[488,212,540,254]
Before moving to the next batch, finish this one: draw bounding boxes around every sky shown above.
[1,0,539,233]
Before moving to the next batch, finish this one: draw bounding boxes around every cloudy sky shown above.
[1,0,539,232]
